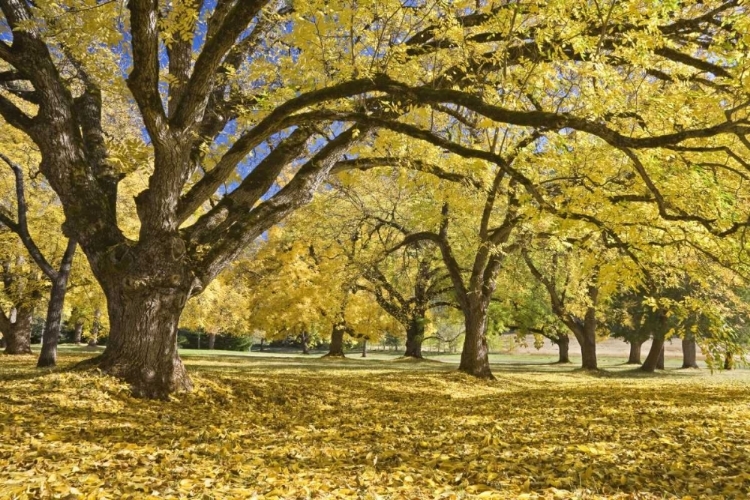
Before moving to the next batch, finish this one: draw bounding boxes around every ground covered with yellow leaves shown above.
[1,352,749,499]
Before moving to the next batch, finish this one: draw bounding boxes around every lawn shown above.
[1,351,749,499]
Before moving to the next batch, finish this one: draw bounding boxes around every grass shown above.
[1,350,749,499]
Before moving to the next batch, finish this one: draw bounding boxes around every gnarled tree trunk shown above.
[627,341,643,364]
[95,286,192,399]
[556,334,570,364]
[404,314,425,358]
[458,300,494,379]
[681,338,698,369]
[4,306,33,355]
[325,323,346,357]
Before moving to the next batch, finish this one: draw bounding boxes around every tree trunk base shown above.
[84,352,193,399]
[322,352,346,359]
[458,364,496,380]
[36,352,56,368]
[403,350,424,359]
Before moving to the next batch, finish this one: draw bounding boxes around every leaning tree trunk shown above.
[73,320,83,345]
[324,324,346,357]
[681,338,699,369]
[404,314,425,358]
[37,259,75,368]
[641,337,666,372]
[94,286,193,399]
[556,334,570,364]
[208,333,216,350]
[4,306,33,355]
[458,300,494,379]
[627,341,643,364]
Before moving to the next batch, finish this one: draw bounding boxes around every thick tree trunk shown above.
[574,317,598,370]
[361,338,367,358]
[556,334,570,364]
[73,320,83,345]
[4,306,33,355]
[656,344,665,370]
[208,333,216,350]
[37,274,71,368]
[301,332,309,354]
[404,314,425,358]
[325,324,346,357]
[94,287,192,399]
[724,352,734,370]
[627,341,643,364]
[458,302,494,379]
[681,338,699,369]
[88,308,101,347]
[641,337,666,372]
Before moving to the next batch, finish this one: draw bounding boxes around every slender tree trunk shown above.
[208,333,216,350]
[361,338,367,358]
[404,314,425,358]
[324,323,346,357]
[301,332,309,354]
[73,320,83,345]
[556,334,570,364]
[88,308,101,347]
[4,306,33,355]
[681,338,699,369]
[458,300,494,379]
[93,287,192,399]
[641,337,666,372]
[37,275,71,368]
[259,338,265,352]
[627,341,643,364]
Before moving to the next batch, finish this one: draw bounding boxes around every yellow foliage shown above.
[2,352,750,499]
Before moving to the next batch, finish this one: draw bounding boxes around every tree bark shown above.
[324,323,346,357]
[458,301,494,379]
[301,332,309,354]
[208,333,216,350]
[627,341,643,364]
[404,314,425,358]
[74,320,83,345]
[641,337,665,372]
[724,352,734,370]
[361,338,367,358]
[578,326,598,370]
[92,287,192,399]
[4,306,33,355]
[259,338,265,352]
[681,338,699,369]
[87,308,102,347]
[37,240,77,368]
[556,334,570,364]
[36,276,69,367]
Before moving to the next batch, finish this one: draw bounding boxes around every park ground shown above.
[1,346,749,499]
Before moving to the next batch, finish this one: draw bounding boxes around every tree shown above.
[0,0,747,396]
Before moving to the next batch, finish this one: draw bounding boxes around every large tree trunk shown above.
[724,352,734,370]
[681,338,698,369]
[74,320,83,345]
[37,274,71,368]
[627,341,643,364]
[94,287,192,399]
[208,333,216,350]
[88,308,101,347]
[404,314,425,358]
[656,344,665,370]
[324,323,346,357]
[641,337,665,372]
[556,334,570,364]
[458,301,494,379]
[4,306,33,355]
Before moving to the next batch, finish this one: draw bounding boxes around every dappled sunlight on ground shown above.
[1,352,749,499]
